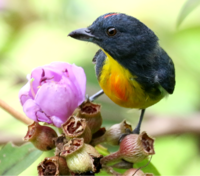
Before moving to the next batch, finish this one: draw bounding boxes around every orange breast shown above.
[108,72,129,102]
[98,50,164,109]
[100,68,136,108]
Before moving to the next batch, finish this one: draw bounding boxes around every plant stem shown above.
[0,98,33,125]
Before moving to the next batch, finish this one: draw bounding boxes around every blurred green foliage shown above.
[177,0,200,27]
[0,143,42,175]
[0,0,200,175]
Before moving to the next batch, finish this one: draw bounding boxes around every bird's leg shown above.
[132,109,146,134]
[119,128,132,143]
[89,89,104,102]
[119,109,146,143]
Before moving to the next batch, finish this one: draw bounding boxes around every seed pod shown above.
[76,101,102,134]
[37,156,70,176]
[101,131,155,165]
[24,122,57,151]
[61,116,92,143]
[91,120,132,146]
[60,138,102,174]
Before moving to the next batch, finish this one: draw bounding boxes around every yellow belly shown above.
[99,51,163,109]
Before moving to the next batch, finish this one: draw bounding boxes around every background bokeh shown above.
[0,0,200,175]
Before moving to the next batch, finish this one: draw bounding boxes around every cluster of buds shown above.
[24,107,155,175]
[24,100,103,175]
[24,119,155,175]
[21,62,156,175]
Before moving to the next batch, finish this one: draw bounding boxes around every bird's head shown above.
[68,13,158,61]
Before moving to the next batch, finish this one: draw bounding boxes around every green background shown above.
[0,0,200,175]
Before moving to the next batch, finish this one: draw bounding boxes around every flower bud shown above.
[101,131,155,165]
[60,138,102,174]
[19,62,86,128]
[76,101,102,134]
[61,116,92,143]
[37,156,70,176]
[24,122,57,151]
[123,168,153,176]
[91,120,132,146]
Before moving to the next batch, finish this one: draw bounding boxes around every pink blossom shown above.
[19,62,86,127]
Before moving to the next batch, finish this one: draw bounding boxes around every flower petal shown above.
[35,82,78,126]
[23,99,40,122]
[36,111,53,124]
[54,62,86,105]
[19,81,32,105]
[30,67,63,95]
[69,64,86,105]
[50,116,64,128]
[48,62,86,99]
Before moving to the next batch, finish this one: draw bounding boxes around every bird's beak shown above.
[68,28,99,42]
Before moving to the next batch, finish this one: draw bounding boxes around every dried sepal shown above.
[76,101,102,134]
[91,120,132,146]
[139,131,155,155]
[62,116,85,138]
[61,116,92,143]
[37,156,70,176]
[60,138,84,157]
[24,122,57,151]
[53,134,68,156]
[60,138,102,174]
[101,131,155,165]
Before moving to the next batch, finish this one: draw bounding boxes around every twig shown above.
[0,131,26,146]
[0,98,33,125]
[142,113,200,137]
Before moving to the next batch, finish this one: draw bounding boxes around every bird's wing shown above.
[92,49,104,64]
[156,49,175,94]
[93,49,106,79]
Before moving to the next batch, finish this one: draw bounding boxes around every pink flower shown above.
[19,62,86,127]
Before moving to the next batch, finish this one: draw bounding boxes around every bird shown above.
[68,12,175,135]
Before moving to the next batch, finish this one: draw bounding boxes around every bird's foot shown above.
[132,127,140,135]
[118,128,132,143]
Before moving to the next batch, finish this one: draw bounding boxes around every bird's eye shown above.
[107,27,117,36]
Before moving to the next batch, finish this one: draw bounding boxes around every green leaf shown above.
[177,0,200,27]
[112,160,160,175]
[134,159,161,175]
[0,142,43,175]
[96,160,160,176]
